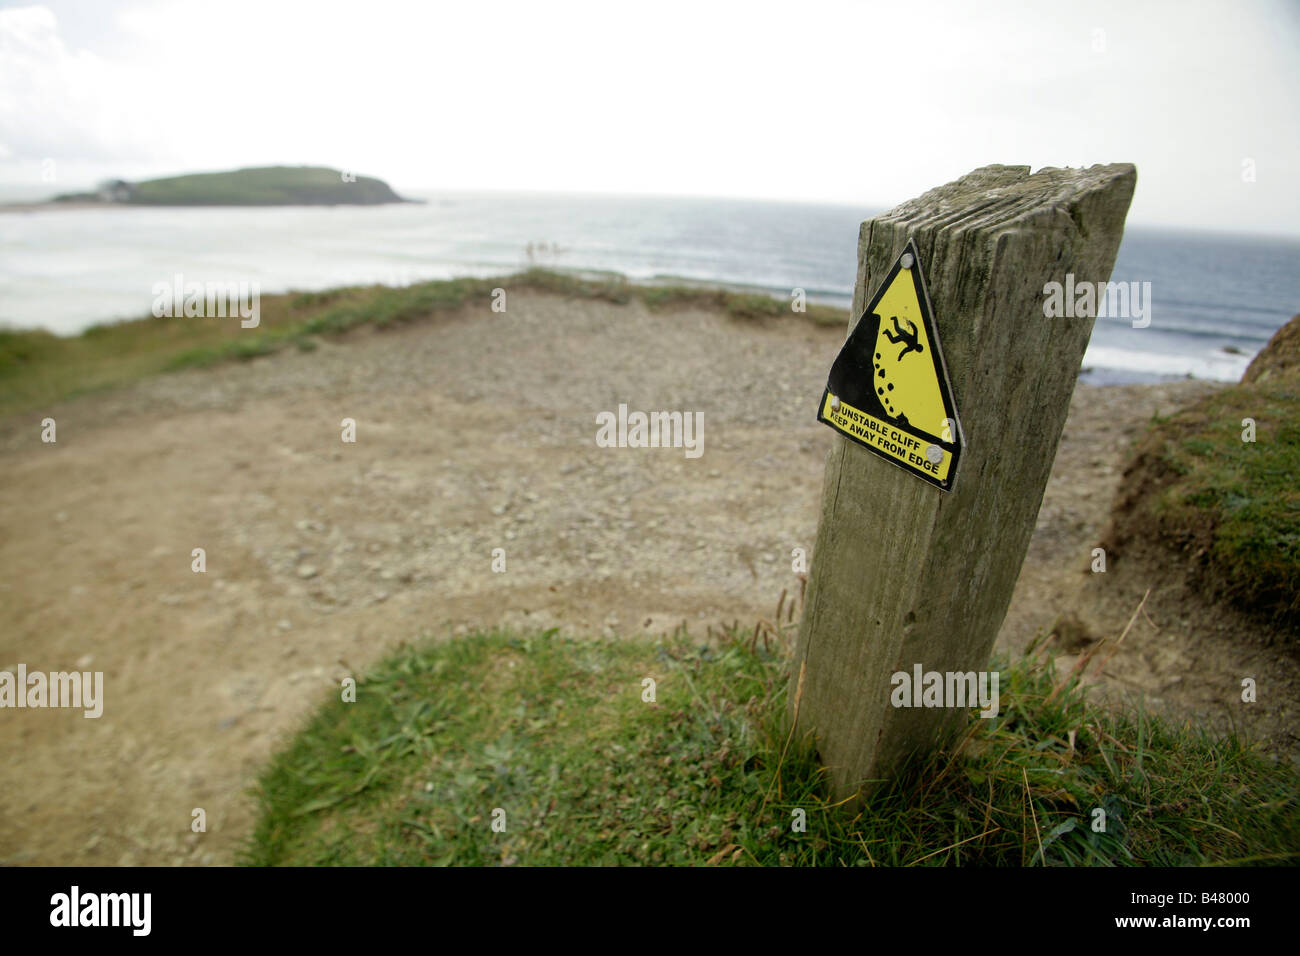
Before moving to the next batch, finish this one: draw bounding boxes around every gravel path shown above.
[3,290,1284,866]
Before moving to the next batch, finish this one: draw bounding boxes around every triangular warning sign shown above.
[817,239,964,490]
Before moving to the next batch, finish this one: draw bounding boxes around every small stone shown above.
[277,619,292,631]
[297,565,319,579]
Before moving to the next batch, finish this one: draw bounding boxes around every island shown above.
[48,165,414,206]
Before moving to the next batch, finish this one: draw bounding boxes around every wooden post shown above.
[791,164,1137,800]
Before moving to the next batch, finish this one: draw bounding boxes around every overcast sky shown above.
[1,0,1296,234]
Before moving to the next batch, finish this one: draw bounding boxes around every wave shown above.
[1081,344,1249,383]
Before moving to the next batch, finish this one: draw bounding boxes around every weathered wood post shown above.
[791,164,1136,799]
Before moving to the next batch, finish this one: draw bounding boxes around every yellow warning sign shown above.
[817,240,963,490]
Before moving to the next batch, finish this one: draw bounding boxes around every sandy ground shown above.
[1,291,1294,865]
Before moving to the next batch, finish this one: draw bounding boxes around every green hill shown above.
[54,166,411,206]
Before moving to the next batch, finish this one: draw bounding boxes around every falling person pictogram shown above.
[882,315,925,363]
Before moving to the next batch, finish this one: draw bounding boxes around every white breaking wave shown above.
[1082,344,1249,382]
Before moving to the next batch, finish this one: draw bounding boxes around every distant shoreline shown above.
[0,200,118,214]
[0,199,423,214]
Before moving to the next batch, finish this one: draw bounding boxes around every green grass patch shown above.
[0,271,846,419]
[242,629,1300,866]
[1107,314,1300,630]
[1107,381,1300,629]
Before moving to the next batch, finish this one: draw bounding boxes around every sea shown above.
[2,192,1297,385]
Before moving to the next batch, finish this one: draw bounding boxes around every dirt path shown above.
[0,291,1290,865]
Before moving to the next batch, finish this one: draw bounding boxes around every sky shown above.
[0,0,1297,234]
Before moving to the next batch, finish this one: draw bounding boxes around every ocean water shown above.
[1,192,1297,384]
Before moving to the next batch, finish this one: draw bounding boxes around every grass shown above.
[241,627,1300,867]
[1106,375,1300,631]
[0,270,846,419]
